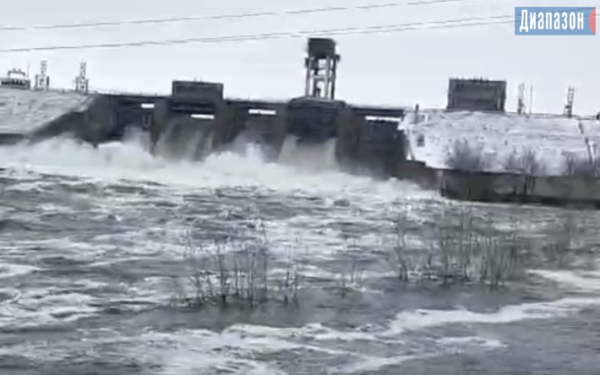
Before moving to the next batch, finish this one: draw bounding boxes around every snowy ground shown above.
[402,110,599,176]
[0,88,89,134]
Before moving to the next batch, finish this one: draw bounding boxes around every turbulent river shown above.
[0,137,599,375]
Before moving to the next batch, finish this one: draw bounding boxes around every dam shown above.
[0,37,408,179]
[1,37,600,207]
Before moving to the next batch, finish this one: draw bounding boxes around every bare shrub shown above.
[419,205,522,289]
[172,221,300,309]
[542,211,578,268]
[503,148,545,176]
[386,209,412,282]
[436,206,479,285]
[445,139,489,172]
[337,258,365,299]
[562,152,599,177]
[475,221,520,289]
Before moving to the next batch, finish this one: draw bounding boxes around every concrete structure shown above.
[4,84,600,209]
[160,81,226,159]
[304,38,340,100]
[219,99,287,160]
[0,36,407,175]
[26,79,406,169]
[0,69,31,90]
[286,97,345,142]
[440,168,600,208]
[172,80,223,102]
[447,78,506,112]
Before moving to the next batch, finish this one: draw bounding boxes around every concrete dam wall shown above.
[3,84,600,210]
[440,169,600,208]
[19,81,406,179]
[0,83,407,180]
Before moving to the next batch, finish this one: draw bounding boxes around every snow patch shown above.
[405,110,587,175]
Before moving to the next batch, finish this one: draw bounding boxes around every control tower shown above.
[304,38,340,100]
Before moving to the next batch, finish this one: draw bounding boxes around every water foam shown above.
[0,137,430,203]
[384,296,600,336]
[278,136,339,173]
[0,263,40,278]
[0,291,99,329]
[528,269,600,292]
[134,321,507,374]
[437,336,505,350]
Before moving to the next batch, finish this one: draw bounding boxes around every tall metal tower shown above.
[75,62,89,93]
[517,83,526,115]
[564,86,575,118]
[304,38,340,100]
[34,61,50,90]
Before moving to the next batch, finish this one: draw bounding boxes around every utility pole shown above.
[529,85,534,115]
[517,83,526,115]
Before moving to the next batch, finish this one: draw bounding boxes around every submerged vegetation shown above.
[170,219,300,309]
[385,204,584,290]
[385,205,522,289]
[170,202,584,311]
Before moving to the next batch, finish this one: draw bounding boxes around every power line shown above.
[0,15,516,53]
[3,9,596,54]
[0,0,478,31]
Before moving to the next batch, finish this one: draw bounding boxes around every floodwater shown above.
[0,136,599,375]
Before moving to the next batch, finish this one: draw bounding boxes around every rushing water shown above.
[0,137,599,375]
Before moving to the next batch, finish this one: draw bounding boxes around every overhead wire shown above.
[0,4,595,53]
[0,15,516,53]
[0,0,486,31]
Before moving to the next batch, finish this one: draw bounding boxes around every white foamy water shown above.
[2,135,600,374]
[384,296,600,337]
[377,265,600,339]
[0,137,433,204]
[0,263,39,278]
[136,270,600,374]
[278,136,339,173]
[528,269,600,292]
[437,336,505,350]
[0,291,100,329]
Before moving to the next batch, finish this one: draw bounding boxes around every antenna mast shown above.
[75,62,89,93]
[529,85,534,114]
[564,86,575,118]
[34,61,50,90]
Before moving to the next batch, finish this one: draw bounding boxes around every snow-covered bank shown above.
[403,110,594,176]
[0,88,89,135]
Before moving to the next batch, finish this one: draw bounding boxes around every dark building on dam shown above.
[447,78,507,112]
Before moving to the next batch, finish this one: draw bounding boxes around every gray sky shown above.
[0,0,598,114]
